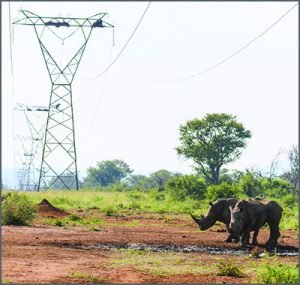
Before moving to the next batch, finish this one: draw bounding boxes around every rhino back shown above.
[236,199,268,229]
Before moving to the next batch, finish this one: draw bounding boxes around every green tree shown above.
[127,174,157,190]
[176,113,251,185]
[218,168,244,185]
[84,159,133,187]
[150,169,174,191]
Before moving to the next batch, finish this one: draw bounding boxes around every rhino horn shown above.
[191,213,203,225]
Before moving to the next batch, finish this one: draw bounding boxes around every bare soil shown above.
[2,200,298,284]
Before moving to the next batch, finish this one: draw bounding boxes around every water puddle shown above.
[52,242,299,256]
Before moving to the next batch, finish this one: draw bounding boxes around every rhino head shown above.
[229,203,246,235]
[191,213,205,228]
[191,202,218,230]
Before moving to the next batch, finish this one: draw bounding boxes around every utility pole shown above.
[13,10,113,190]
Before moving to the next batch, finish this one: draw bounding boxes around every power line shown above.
[79,46,114,148]
[9,1,14,75]
[85,1,151,80]
[124,3,298,83]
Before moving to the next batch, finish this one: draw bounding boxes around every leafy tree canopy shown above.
[84,159,133,187]
[150,169,175,191]
[176,113,251,185]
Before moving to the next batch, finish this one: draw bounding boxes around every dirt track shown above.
[2,208,299,284]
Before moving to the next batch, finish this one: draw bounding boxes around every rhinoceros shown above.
[191,198,239,243]
[229,199,283,248]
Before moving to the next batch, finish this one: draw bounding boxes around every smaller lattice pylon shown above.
[14,104,49,190]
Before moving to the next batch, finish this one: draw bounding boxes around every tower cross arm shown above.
[13,10,114,28]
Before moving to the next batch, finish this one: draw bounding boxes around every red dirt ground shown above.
[2,200,299,284]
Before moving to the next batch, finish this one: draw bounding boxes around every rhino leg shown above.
[225,234,240,243]
[266,226,280,248]
[225,224,240,243]
[232,234,240,243]
[251,228,259,245]
[239,227,251,247]
[224,225,233,242]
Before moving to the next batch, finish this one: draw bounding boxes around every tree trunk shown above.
[211,166,220,185]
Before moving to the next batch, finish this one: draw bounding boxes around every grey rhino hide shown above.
[229,199,283,248]
[191,198,239,243]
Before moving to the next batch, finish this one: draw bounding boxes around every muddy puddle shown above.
[51,242,299,256]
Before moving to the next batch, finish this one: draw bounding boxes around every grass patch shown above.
[54,219,65,227]
[69,272,105,283]
[216,260,244,277]
[101,205,118,216]
[2,279,16,284]
[38,214,103,229]
[103,220,141,227]
[110,249,211,276]
[19,189,298,230]
[257,261,299,283]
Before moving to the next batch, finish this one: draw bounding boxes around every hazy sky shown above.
[1,1,298,186]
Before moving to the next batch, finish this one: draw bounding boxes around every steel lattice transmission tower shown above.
[13,10,113,190]
[14,103,49,190]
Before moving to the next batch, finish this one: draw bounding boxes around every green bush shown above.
[128,191,144,200]
[101,205,118,216]
[166,175,207,201]
[105,182,129,192]
[216,260,244,277]
[68,214,83,222]
[281,194,298,208]
[258,263,298,284]
[261,178,291,198]
[240,172,263,197]
[205,182,242,201]
[54,219,65,226]
[2,192,37,225]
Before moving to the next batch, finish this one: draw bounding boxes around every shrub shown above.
[261,178,291,198]
[240,172,263,197]
[128,191,144,200]
[216,260,244,277]
[148,190,166,201]
[2,192,37,225]
[68,214,83,222]
[101,205,117,216]
[166,175,207,201]
[205,182,242,201]
[282,194,298,208]
[258,263,298,284]
[54,219,64,226]
[128,201,141,210]
[106,182,129,192]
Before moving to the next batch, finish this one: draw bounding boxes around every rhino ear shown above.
[209,202,213,207]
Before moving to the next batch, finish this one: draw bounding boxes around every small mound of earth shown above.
[37,199,69,218]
